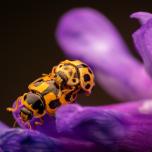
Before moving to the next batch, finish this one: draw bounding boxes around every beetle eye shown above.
[32,100,43,110]
[49,100,61,109]
[31,99,45,114]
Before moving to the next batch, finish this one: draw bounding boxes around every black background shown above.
[1,1,152,126]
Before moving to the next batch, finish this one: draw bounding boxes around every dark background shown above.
[1,1,152,126]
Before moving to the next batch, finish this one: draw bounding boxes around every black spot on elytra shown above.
[65,92,72,102]
[85,84,90,89]
[32,100,42,109]
[84,74,90,82]
[72,78,76,83]
[49,100,61,109]
[32,100,45,114]
[65,91,77,102]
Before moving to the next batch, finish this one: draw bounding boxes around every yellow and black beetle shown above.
[51,60,95,95]
[7,59,95,128]
[7,92,46,128]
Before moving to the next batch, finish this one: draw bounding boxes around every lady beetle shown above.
[7,59,95,128]
[51,60,95,95]
[7,92,46,128]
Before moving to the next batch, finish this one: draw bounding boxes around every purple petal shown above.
[0,125,95,152]
[131,12,152,25]
[56,8,152,100]
[0,122,9,134]
[55,102,152,152]
[10,99,152,151]
[56,8,130,57]
[132,13,152,77]
[0,128,60,152]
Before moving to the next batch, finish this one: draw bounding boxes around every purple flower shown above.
[1,8,152,152]
[1,101,152,152]
[131,12,152,77]
[56,8,152,101]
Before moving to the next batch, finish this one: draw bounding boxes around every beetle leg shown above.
[34,118,44,126]
[6,96,21,112]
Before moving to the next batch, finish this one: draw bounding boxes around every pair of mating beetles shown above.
[7,60,95,128]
